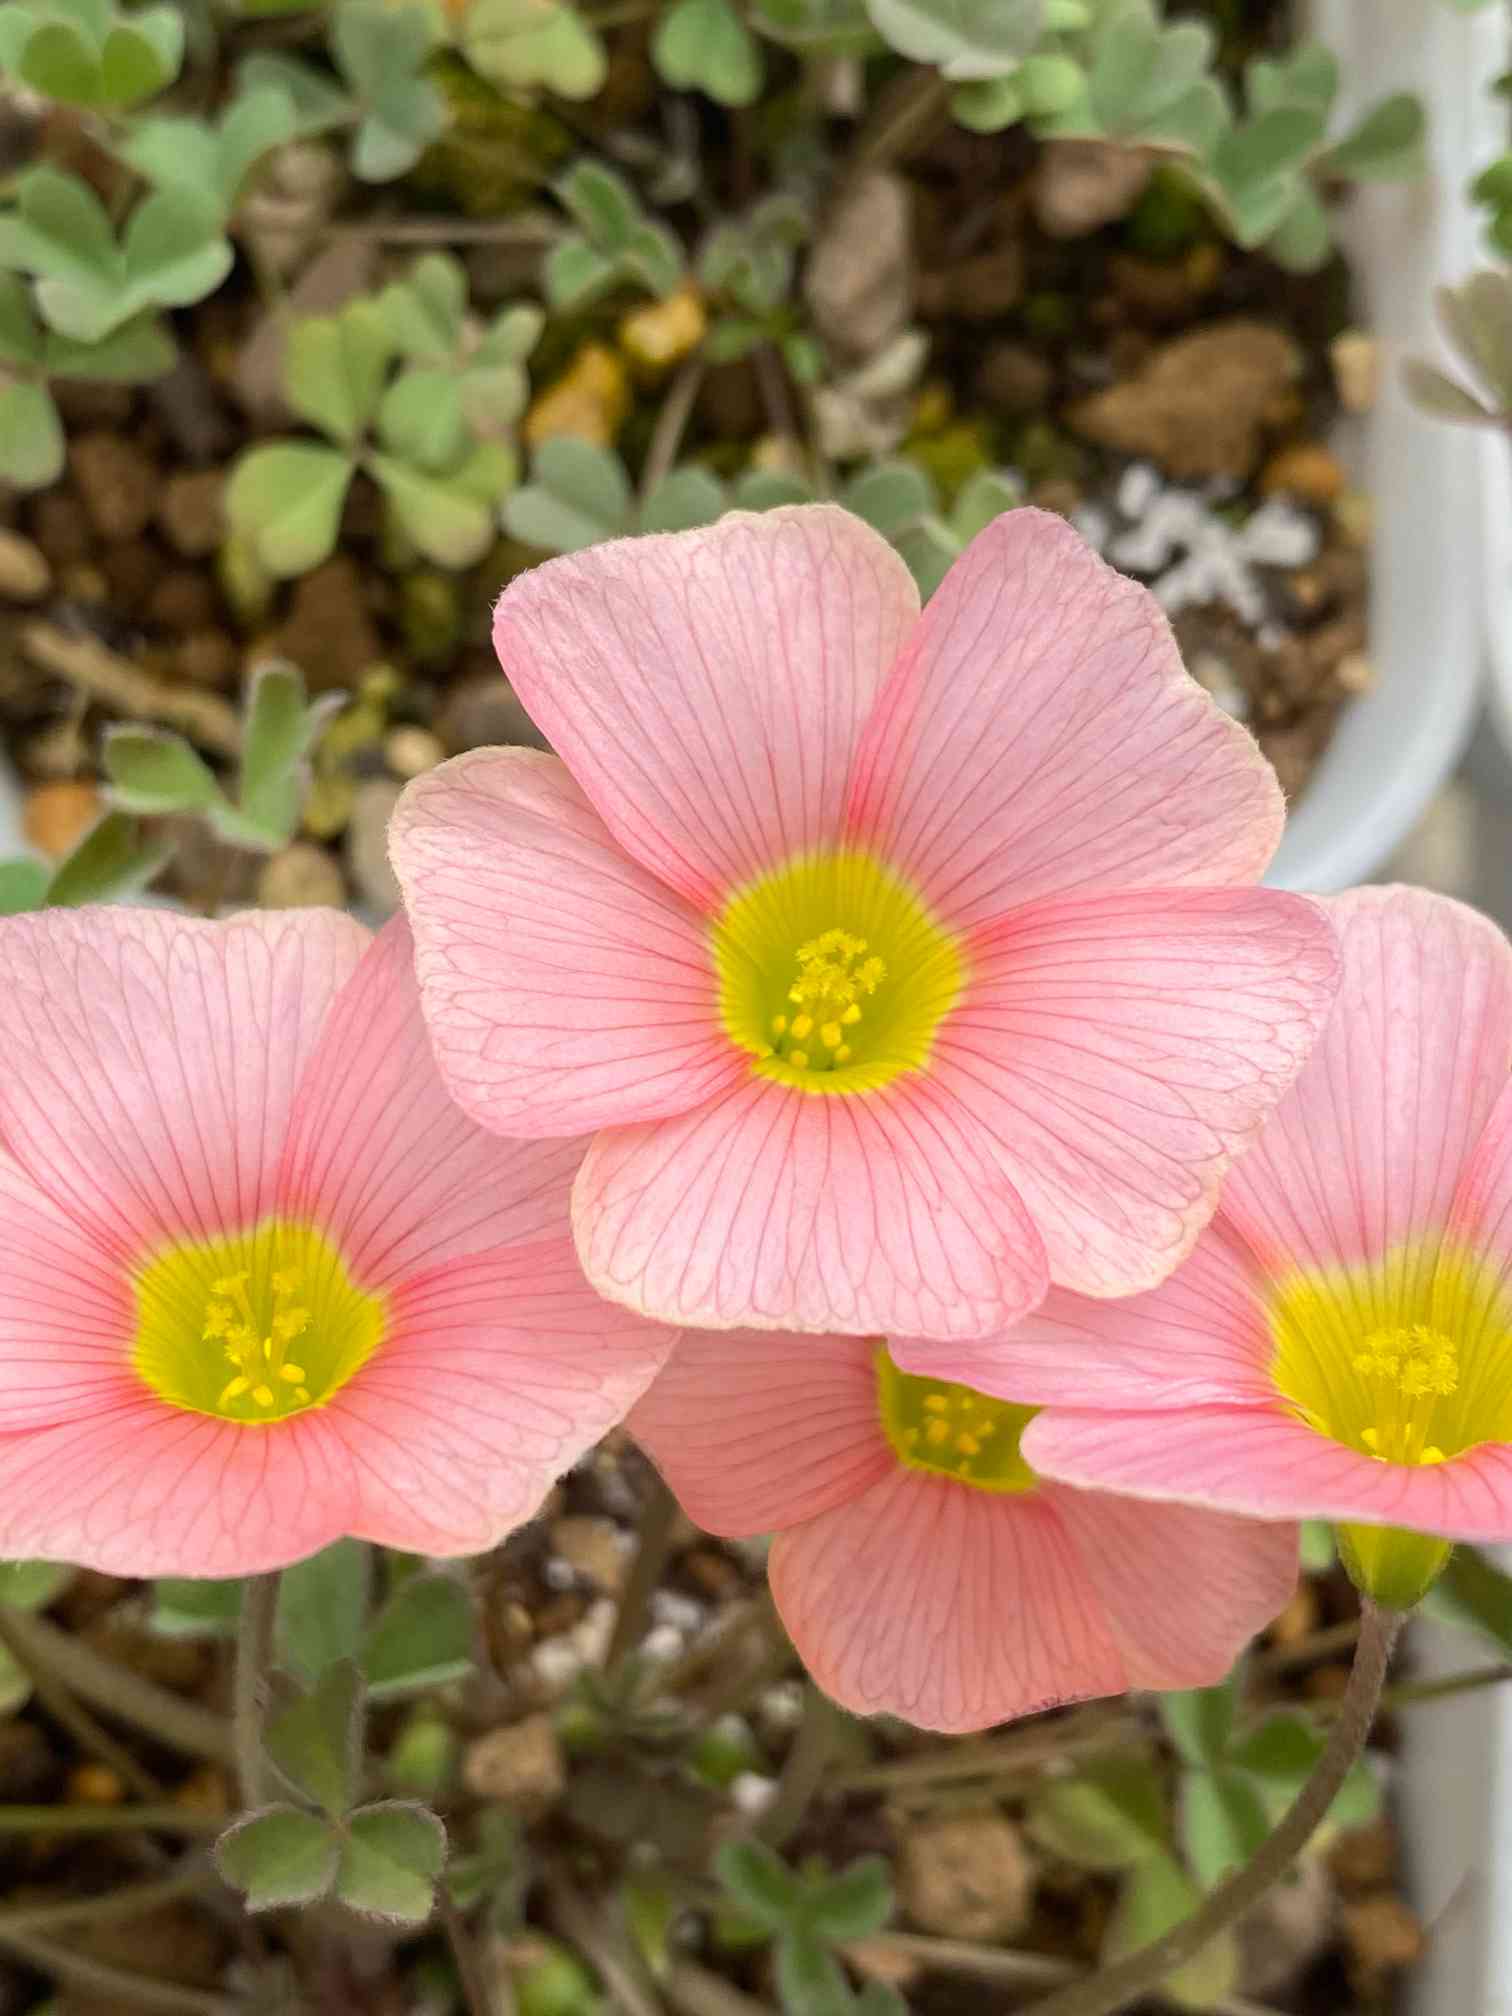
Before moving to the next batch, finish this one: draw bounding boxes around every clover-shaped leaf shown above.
[277,1538,372,1683]
[332,0,446,182]
[363,1572,474,1702]
[238,49,354,138]
[371,440,516,568]
[378,368,470,473]
[716,1839,804,1929]
[286,299,392,445]
[125,84,297,218]
[0,380,64,488]
[211,660,346,852]
[546,160,684,307]
[505,436,633,552]
[1,0,184,106]
[227,442,353,576]
[103,727,221,816]
[380,251,468,362]
[653,0,764,108]
[1320,92,1425,181]
[863,0,1042,80]
[750,0,876,51]
[334,1801,446,1924]
[462,0,607,101]
[47,809,174,906]
[266,1659,364,1817]
[1028,1756,1169,1871]
[640,463,726,534]
[217,1805,342,1912]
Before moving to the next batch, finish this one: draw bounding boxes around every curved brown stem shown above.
[1026,1601,1402,2016]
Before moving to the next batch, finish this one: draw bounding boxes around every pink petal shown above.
[1024,1404,1512,1542]
[1045,1483,1298,1690]
[0,1154,138,1429]
[390,749,743,1136]
[843,510,1283,930]
[0,908,368,1264]
[770,1468,1130,1732]
[0,1395,360,1576]
[278,912,590,1285]
[493,508,919,911]
[1445,1078,1512,1304]
[629,1327,890,1534]
[930,888,1340,1297]
[573,1073,1048,1338]
[889,1226,1272,1407]
[332,1239,675,1555]
[1217,886,1512,1286]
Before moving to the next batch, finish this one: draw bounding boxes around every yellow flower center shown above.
[1269,1246,1512,1469]
[132,1219,385,1425]
[712,849,965,1094]
[875,1345,1038,1493]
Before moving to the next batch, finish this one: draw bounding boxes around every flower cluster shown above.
[3,503,1505,1732]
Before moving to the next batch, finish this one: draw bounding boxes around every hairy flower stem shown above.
[1028,1601,1403,2016]
[232,1572,281,1807]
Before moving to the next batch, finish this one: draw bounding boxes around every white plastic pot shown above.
[1264,0,1500,894]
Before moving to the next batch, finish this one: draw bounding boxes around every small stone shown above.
[257,842,347,911]
[28,488,93,567]
[24,780,100,860]
[523,341,630,450]
[436,668,545,754]
[1260,442,1347,505]
[976,341,1052,418]
[173,631,238,689]
[272,556,382,694]
[1331,330,1379,414]
[157,469,227,559]
[464,1713,564,1817]
[1033,139,1153,238]
[69,431,157,542]
[549,1516,628,1593]
[804,170,913,364]
[173,1765,231,1816]
[345,777,403,915]
[0,528,49,602]
[1068,320,1303,481]
[68,1763,125,1806]
[384,725,445,779]
[897,1810,1032,1941]
[1342,1893,1424,1976]
[1329,1816,1397,1892]
[147,569,218,635]
[620,287,708,378]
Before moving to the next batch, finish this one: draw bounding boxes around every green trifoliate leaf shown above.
[543,235,617,311]
[949,467,1022,542]
[1179,1765,1271,1888]
[217,1804,341,1911]
[102,728,222,816]
[0,271,43,366]
[238,49,353,137]
[334,1800,446,1924]
[286,300,393,444]
[333,0,445,181]
[714,1839,804,1930]
[214,660,344,852]
[1157,1666,1241,1769]
[805,1855,894,1942]
[45,313,176,382]
[863,0,1043,79]
[380,251,467,362]
[227,443,353,578]
[0,860,51,914]
[639,464,727,534]
[265,1659,364,1817]
[277,1538,372,1683]
[776,1931,851,2016]
[126,85,297,217]
[151,1576,244,1640]
[0,380,65,489]
[950,76,1023,131]
[363,1572,474,1702]
[1262,184,1332,272]
[5,0,182,105]
[733,469,818,511]
[1246,42,1338,116]
[557,159,640,248]
[377,369,469,473]
[1320,91,1425,181]
[505,436,632,552]
[0,166,119,303]
[370,439,516,567]
[653,0,764,108]
[1106,1851,1238,2009]
[1027,1756,1169,1871]
[46,810,173,906]
[462,0,607,100]
[843,458,937,540]
[749,0,876,54]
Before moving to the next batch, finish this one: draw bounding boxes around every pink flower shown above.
[392,506,1339,1344]
[630,1328,1297,1731]
[0,907,673,1576]
[938,887,1512,1606]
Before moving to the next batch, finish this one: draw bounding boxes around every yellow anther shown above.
[791,1014,814,1040]
[279,1364,307,1384]
[789,1049,809,1069]
[956,1433,981,1457]
[252,1384,275,1408]
[924,1396,949,1412]
[274,1309,309,1341]
[925,1417,950,1446]
[770,1015,787,1037]
[1361,1427,1381,1451]
[1422,1446,1447,1465]
[218,1376,251,1405]
[841,1003,862,1026]
[833,1044,852,1063]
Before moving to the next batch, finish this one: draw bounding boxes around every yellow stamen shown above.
[875,1347,1038,1494]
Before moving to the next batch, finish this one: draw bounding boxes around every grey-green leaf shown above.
[103,728,222,816]
[0,379,65,489]
[265,1659,364,1816]
[505,436,633,552]
[653,0,764,108]
[863,0,1043,80]
[152,1576,245,1640]
[640,464,727,534]
[47,810,173,906]
[364,1573,474,1702]
[278,1538,372,1684]
[217,1804,341,1911]
[335,1801,446,1924]
[227,442,353,577]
